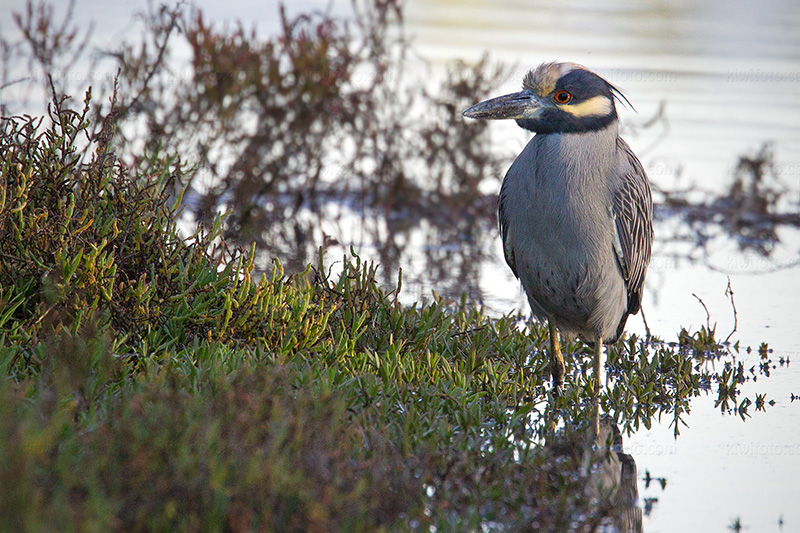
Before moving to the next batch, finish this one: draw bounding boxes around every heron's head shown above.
[463,62,630,134]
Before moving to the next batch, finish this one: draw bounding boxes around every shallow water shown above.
[3,0,799,530]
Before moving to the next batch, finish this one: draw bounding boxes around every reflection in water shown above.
[547,416,642,533]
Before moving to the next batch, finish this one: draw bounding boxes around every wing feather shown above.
[613,138,653,315]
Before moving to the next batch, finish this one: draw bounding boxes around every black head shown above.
[463,62,631,134]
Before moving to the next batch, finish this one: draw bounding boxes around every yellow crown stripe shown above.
[561,95,613,118]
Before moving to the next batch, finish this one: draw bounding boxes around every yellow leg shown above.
[592,336,603,441]
[549,321,565,397]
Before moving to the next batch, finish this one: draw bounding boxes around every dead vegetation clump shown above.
[655,143,800,262]
[105,1,513,283]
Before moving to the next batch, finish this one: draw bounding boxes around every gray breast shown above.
[498,122,628,340]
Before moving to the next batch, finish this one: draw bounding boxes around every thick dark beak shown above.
[462,89,542,120]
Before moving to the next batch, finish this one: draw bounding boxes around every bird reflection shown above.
[547,415,643,532]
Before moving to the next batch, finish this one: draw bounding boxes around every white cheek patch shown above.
[561,95,613,118]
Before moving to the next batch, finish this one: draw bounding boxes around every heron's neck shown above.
[540,119,619,179]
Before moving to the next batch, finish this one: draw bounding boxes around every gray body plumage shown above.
[499,120,651,342]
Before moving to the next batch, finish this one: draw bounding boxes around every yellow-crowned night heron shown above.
[463,62,653,436]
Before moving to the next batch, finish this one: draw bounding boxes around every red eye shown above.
[554,90,572,104]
